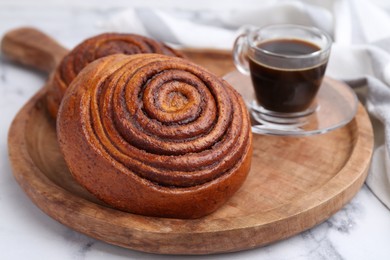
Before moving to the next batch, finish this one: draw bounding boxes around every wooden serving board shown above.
[4,28,373,255]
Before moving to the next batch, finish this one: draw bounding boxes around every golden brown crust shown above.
[47,33,184,118]
[57,54,252,219]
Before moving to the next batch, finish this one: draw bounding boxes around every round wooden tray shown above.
[6,29,374,255]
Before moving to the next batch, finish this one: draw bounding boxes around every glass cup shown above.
[233,24,332,124]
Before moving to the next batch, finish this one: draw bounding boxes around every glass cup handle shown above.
[233,33,250,75]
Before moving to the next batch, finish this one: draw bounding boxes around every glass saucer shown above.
[223,70,358,136]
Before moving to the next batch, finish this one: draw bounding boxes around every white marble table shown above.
[1,3,390,260]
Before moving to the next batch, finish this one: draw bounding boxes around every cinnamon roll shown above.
[57,54,252,219]
[47,33,184,118]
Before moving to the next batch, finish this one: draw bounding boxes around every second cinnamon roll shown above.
[47,33,184,118]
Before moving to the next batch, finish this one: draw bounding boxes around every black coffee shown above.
[249,39,327,113]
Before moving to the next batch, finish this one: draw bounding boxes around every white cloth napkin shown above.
[100,0,390,210]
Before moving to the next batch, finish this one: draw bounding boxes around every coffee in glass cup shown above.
[233,24,332,123]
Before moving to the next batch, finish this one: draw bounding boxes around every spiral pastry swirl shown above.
[47,33,183,118]
[57,54,252,219]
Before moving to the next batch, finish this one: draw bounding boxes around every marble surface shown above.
[1,3,390,260]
